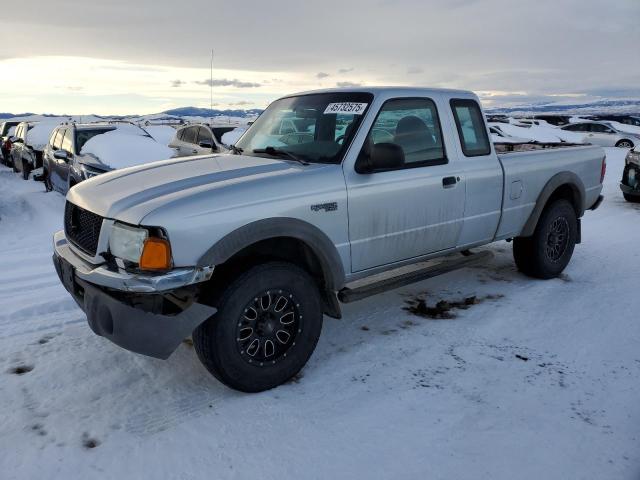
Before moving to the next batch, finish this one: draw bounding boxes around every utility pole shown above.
[210,49,214,126]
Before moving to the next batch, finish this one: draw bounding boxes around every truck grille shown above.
[64,202,103,256]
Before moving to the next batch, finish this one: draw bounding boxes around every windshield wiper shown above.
[252,146,309,166]
[231,145,244,155]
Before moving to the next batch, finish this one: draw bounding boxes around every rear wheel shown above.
[616,139,634,149]
[193,261,323,392]
[513,199,577,279]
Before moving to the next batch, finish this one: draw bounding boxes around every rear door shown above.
[345,95,466,272]
[448,98,503,247]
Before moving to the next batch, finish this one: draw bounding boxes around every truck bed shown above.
[494,143,605,240]
[494,141,588,153]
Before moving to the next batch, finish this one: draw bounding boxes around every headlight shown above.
[108,222,172,270]
[109,222,148,263]
[80,164,107,179]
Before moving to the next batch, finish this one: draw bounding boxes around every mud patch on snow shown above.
[8,364,34,375]
[30,423,47,436]
[404,294,504,319]
[82,433,100,449]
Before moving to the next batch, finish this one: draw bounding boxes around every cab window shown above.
[450,99,491,157]
[362,97,446,167]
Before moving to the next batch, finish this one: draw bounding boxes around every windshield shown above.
[235,92,373,164]
[75,128,114,151]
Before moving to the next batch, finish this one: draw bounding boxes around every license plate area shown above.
[59,257,77,295]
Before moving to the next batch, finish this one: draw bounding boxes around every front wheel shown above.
[616,139,634,149]
[193,262,323,392]
[513,199,577,279]
[623,192,640,203]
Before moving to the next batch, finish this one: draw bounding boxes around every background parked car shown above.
[620,147,640,203]
[169,124,231,157]
[0,120,20,165]
[10,121,61,179]
[533,115,571,126]
[587,115,640,127]
[561,121,639,148]
[43,122,175,194]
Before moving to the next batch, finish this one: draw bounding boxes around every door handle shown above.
[442,176,458,188]
[192,149,198,154]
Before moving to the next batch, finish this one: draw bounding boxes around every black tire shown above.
[513,199,577,279]
[193,261,323,392]
[623,192,640,203]
[616,139,634,149]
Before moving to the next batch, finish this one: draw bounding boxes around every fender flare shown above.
[197,217,346,290]
[520,171,586,237]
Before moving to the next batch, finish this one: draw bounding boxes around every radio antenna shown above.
[210,49,214,125]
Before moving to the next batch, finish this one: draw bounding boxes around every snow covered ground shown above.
[0,148,638,479]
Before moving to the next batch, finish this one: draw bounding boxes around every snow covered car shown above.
[43,122,176,194]
[621,147,640,202]
[10,121,61,180]
[52,86,605,392]
[168,124,230,157]
[0,120,19,165]
[562,121,639,149]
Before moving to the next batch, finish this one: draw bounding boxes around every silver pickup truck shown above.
[53,87,605,392]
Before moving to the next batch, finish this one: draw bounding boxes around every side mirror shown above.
[198,140,214,149]
[54,150,69,161]
[357,143,405,173]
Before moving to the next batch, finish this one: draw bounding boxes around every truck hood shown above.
[67,154,318,224]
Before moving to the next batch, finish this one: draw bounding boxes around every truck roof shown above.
[285,86,477,98]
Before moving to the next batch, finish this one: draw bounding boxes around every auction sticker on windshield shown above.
[324,103,368,115]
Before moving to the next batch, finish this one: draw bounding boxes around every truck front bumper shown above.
[52,231,216,359]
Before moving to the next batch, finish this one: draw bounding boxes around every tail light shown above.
[600,157,606,184]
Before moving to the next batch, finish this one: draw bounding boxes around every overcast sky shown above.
[0,0,638,115]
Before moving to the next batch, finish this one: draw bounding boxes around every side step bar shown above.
[338,250,494,304]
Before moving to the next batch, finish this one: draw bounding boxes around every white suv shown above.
[169,124,229,157]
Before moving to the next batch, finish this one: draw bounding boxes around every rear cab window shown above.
[450,99,491,157]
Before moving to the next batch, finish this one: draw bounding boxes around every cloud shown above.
[407,66,423,74]
[195,78,261,88]
[316,72,330,79]
[336,81,361,88]
[228,100,253,106]
[170,79,185,87]
[338,68,354,74]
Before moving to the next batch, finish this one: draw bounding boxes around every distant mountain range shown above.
[161,107,263,118]
[486,98,640,116]
[3,98,639,121]
[0,107,263,121]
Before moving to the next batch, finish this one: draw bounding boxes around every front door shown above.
[345,97,465,272]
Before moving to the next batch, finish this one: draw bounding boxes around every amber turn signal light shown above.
[139,237,172,271]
